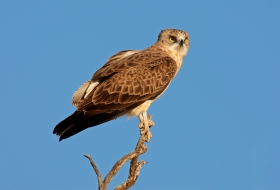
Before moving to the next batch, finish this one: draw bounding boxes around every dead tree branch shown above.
[83,155,104,189]
[84,132,149,190]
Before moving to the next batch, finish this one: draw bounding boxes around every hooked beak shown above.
[179,39,184,46]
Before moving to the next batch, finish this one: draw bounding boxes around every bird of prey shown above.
[53,29,190,142]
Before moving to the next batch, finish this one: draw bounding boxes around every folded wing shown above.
[53,50,178,140]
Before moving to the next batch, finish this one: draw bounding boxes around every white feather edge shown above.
[84,81,99,98]
[72,80,99,107]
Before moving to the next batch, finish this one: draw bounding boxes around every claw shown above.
[147,115,155,128]
[138,112,155,142]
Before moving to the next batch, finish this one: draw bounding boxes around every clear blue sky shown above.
[1,1,279,190]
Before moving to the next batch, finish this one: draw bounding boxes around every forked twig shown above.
[83,155,104,189]
[84,132,149,190]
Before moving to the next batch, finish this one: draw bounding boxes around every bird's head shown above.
[157,29,190,57]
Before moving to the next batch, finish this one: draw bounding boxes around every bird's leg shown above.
[138,114,155,132]
[138,114,145,134]
[138,112,154,142]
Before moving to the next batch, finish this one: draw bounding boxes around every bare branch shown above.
[114,160,148,190]
[84,155,103,189]
[103,135,147,188]
[84,118,154,189]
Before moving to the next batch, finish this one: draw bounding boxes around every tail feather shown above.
[53,110,126,141]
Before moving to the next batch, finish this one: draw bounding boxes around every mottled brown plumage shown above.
[53,29,190,141]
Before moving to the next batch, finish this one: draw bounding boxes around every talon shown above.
[138,120,145,134]
[137,112,154,142]
[147,115,155,128]
[138,122,143,129]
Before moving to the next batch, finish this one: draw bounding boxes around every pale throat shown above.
[165,46,185,69]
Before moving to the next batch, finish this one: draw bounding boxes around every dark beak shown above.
[179,40,184,46]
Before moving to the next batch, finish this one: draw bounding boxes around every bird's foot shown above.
[138,114,155,142]
[147,115,155,128]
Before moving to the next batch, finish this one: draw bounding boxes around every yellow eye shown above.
[184,37,188,43]
[169,37,175,42]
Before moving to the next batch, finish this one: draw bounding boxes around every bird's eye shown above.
[169,37,175,42]
[184,37,189,43]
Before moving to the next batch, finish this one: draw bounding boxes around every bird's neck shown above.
[149,43,184,69]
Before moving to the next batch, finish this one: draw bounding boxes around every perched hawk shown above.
[53,29,190,142]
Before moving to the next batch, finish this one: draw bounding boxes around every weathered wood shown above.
[84,124,152,190]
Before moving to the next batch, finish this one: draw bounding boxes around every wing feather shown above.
[99,50,139,69]
[72,81,90,107]
[54,49,178,140]
[77,54,177,115]
[71,50,138,108]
